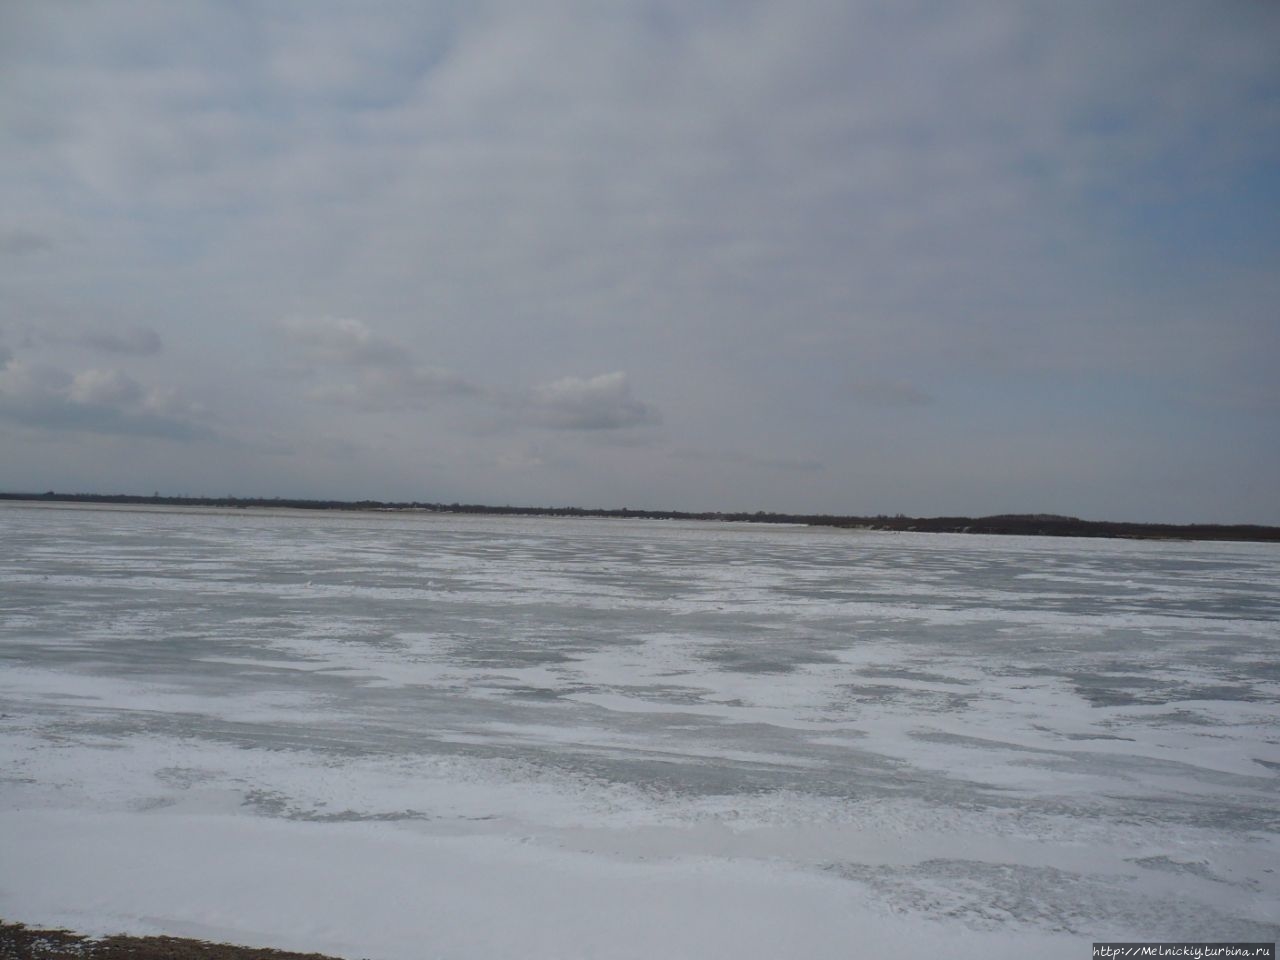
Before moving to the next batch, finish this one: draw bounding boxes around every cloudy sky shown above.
[2,1,1278,522]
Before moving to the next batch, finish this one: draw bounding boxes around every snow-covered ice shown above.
[1,502,1277,958]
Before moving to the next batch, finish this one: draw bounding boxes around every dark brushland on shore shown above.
[3,491,1277,543]
[0,920,349,960]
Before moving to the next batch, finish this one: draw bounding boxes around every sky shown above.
[2,1,1278,523]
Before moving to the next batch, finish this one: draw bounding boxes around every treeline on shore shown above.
[2,491,1278,542]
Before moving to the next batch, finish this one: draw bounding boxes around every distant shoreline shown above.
[3,491,1277,543]
[0,919,347,960]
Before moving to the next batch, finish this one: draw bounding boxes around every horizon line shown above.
[2,490,1278,542]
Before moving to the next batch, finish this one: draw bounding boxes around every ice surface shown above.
[1,502,1278,958]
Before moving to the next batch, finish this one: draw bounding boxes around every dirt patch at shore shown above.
[0,921,354,960]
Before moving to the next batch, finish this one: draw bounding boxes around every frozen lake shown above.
[1,501,1277,958]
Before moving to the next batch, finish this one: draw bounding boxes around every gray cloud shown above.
[526,372,660,431]
[81,326,163,356]
[283,318,659,430]
[281,316,404,369]
[0,356,212,442]
[282,316,481,411]
[672,448,824,473]
[0,230,53,256]
[845,379,934,408]
[0,3,1276,519]
[68,368,145,406]
[307,366,480,411]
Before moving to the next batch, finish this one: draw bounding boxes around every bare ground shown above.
[0,922,354,960]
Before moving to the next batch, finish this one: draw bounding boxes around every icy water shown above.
[1,502,1277,958]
